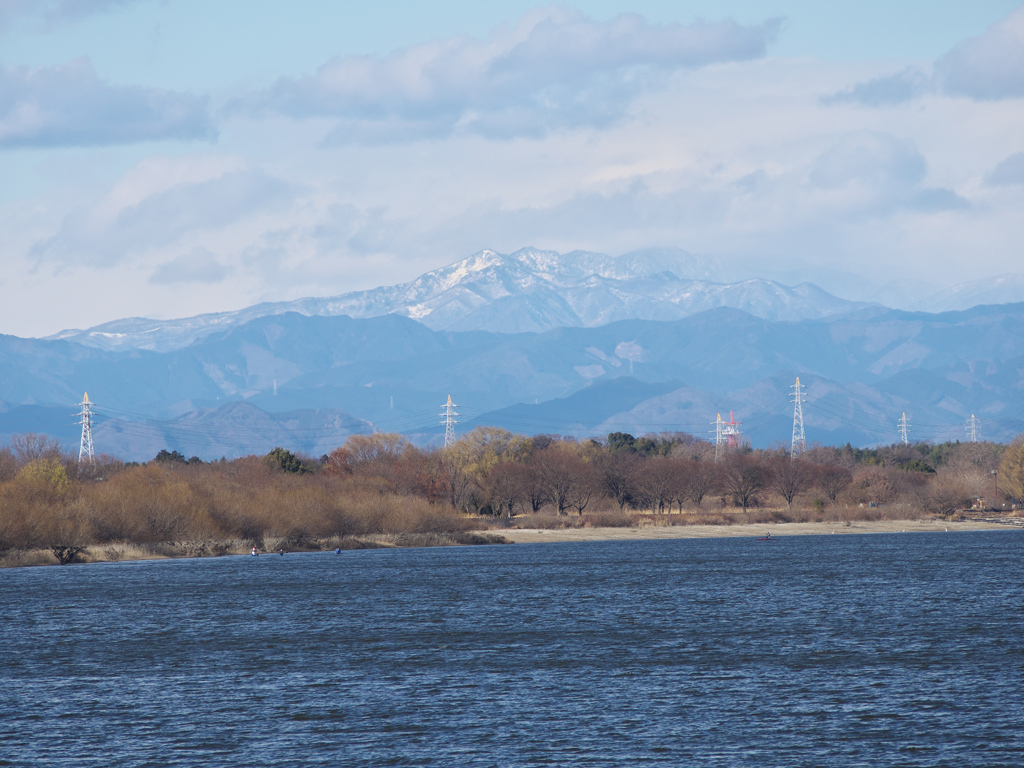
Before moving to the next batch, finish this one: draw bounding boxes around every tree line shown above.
[1,427,1022,565]
[316,428,1013,519]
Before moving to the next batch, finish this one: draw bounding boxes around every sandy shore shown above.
[498,517,1024,544]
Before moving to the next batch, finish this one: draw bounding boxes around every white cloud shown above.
[246,6,780,141]
[31,168,293,266]
[149,247,231,285]
[95,154,250,220]
[826,5,1024,106]
[0,0,141,31]
[804,132,966,213]
[4,10,1024,338]
[810,132,925,191]
[821,68,929,107]
[0,58,215,148]
[935,5,1024,99]
[987,152,1024,185]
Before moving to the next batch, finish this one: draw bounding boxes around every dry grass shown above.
[481,502,935,535]
[578,511,636,528]
[0,459,491,567]
[505,513,577,530]
[635,504,931,527]
[495,510,641,530]
[361,532,509,547]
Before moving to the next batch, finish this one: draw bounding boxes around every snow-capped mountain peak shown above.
[47,247,870,352]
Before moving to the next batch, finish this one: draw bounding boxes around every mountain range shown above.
[48,248,872,352]
[1,247,1021,459]
[45,248,1024,353]
[5,295,1024,460]
[907,273,1024,313]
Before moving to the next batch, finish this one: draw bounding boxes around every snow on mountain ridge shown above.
[47,247,869,352]
[910,273,1024,312]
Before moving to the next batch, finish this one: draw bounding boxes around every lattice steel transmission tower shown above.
[966,414,980,443]
[77,392,95,462]
[711,413,725,462]
[439,394,459,447]
[898,412,910,445]
[711,411,742,461]
[790,376,807,456]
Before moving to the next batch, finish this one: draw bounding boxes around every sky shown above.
[2,0,1023,338]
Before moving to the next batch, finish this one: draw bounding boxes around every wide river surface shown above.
[2,531,1023,767]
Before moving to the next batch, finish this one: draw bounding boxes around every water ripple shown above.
[2,531,1023,767]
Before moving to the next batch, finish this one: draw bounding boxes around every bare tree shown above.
[432,453,476,514]
[927,479,972,517]
[343,433,408,484]
[11,433,62,466]
[999,434,1024,502]
[320,446,353,477]
[487,461,529,518]
[534,445,582,515]
[767,457,814,510]
[802,442,850,469]
[817,465,853,504]
[65,453,127,483]
[721,454,765,513]
[598,452,642,511]
[32,504,88,565]
[681,458,720,509]
[941,441,1002,474]
[0,485,32,555]
[0,447,18,482]
[567,462,599,516]
[520,464,549,513]
[638,458,677,514]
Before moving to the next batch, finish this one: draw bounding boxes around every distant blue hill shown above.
[3,302,1024,460]
[462,378,686,436]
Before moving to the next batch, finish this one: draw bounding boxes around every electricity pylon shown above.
[439,395,459,447]
[710,411,742,461]
[77,392,95,462]
[711,413,725,462]
[898,412,910,445]
[790,376,807,456]
[966,414,980,443]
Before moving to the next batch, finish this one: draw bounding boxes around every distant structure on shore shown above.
[77,392,95,462]
[711,411,743,461]
[440,395,460,447]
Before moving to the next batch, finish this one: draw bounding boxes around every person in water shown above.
[252,546,258,556]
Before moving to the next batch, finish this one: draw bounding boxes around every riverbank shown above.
[4,517,1021,567]
[0,531,510,568]
[498,517,1024,544]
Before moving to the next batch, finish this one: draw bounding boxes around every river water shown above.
[2,531,1023,767]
